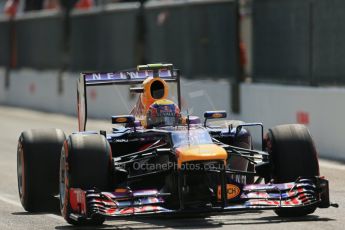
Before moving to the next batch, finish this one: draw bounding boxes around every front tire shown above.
[60,134,112,225]
[266,124,319,217]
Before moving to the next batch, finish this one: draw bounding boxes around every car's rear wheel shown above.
[17,129,66,212]
[60,134,112,225]
[266,124,319,217]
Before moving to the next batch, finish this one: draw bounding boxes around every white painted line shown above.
[0,194,65,222]
[319,159,345,171]
[0,195,22,208]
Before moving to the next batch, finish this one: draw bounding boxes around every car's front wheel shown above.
[266,124,319,217]
[60,134,112,225]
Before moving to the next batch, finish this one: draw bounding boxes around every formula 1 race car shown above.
[17,64,336,225]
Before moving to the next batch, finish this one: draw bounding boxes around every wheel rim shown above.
[17,142,25,203]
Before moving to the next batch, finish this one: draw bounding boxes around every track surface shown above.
[0,105,343,230]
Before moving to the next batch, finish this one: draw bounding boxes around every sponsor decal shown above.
[126,72,141,79]
[114,139,129,143]
[92,73,102,80]
[85,69,174,82]
[217,184,241,200]
[116,117,128,123]
[212,113,224,118]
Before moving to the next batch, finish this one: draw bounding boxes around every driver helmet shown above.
[146,99,180,128]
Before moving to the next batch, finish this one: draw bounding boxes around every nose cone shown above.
[176,144,227,168]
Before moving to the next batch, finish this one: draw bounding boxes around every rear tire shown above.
[17,129,66,212]
[266,124,319,217]
[60,134,112,225]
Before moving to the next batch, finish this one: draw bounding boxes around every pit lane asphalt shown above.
[0,105,343,230]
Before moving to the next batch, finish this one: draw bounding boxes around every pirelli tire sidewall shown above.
[60,134,112,225]
[266,124,320,217]
[17,129,66,212]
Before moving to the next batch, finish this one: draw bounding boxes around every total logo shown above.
[217,184,241,200]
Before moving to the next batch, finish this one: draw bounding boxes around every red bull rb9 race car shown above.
[17,64,337,225]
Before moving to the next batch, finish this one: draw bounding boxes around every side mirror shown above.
[111,115,135,124]
[112,115,136,132]
[203,111,227,127]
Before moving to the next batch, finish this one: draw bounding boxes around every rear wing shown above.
[77,64,181,131]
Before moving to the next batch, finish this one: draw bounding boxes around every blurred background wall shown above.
[1,0,345,160]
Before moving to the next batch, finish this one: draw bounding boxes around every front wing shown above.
[67,177,331,221]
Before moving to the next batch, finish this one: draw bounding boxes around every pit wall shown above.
[0,68,5,103]
[0,68,232,119]
[0,68,344,161]
[240,83,345,161]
